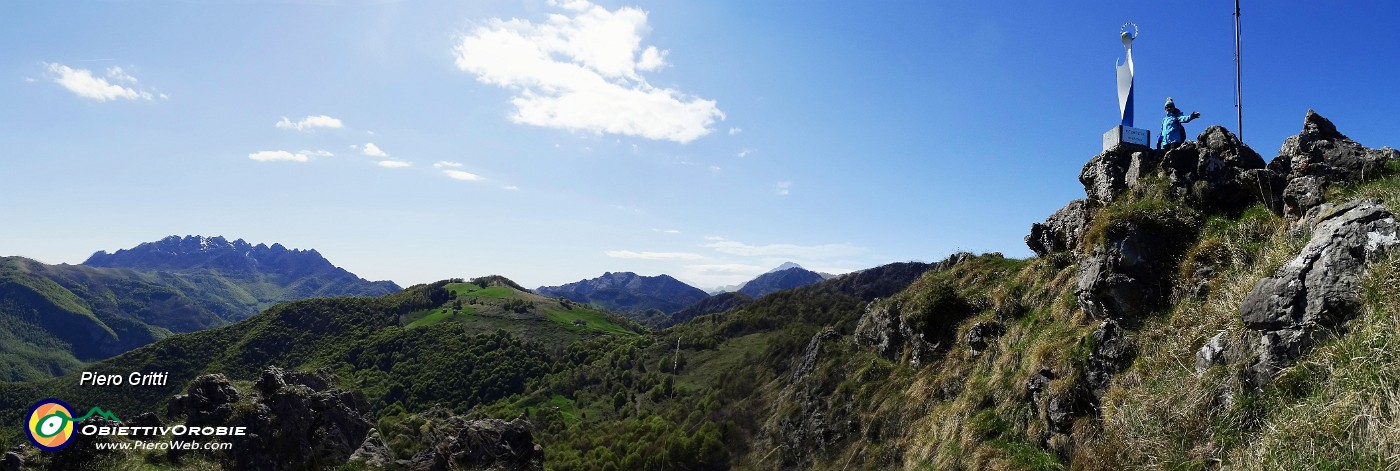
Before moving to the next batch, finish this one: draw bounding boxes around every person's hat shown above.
[1164,97,1178,110]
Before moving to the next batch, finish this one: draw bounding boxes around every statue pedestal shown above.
[1103,125,1150,151]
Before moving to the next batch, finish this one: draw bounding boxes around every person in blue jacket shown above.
[1158,97,1200,149]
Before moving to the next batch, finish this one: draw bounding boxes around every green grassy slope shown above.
[0,254,402,382]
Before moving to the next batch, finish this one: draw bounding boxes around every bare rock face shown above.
[1080,147,1156,204]
[399,409,544,471]
[348,429,393,468]
[965,321,1004,358]
[1270,110,1397,219]
[166,373,241,427]
[1026,199,1097,256]
[1239,199,1399,386]
[1075,219,1194,322]
[1158,126,1270,216]
[164,366,374,471]
[1084,320,1133,398]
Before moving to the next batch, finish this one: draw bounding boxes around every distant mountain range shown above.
[0,236,399,381]
[709,262,836,295]
[536,263,833,327]
[737,265,828,298]
[536,272,708,327]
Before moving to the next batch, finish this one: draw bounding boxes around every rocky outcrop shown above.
[233,367,372,471]
[853,293,970,367]
[795,328,840,378]
[1238,199,1398,386]
[163,367,375,471]
[1270,111,1397,219]
[1080,147,1156,204]
[348,429,393,468]
[1075,219,1195,322]
[965,321,1004,358]
[1026,199,1096,256]
[1158,126,1270,216]
[167,373,241,427]
[1084,320,1133,398]
[398,409,544,471]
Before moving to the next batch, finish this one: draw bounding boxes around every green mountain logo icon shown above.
[71,407,122,423]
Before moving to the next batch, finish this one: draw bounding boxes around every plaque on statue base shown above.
[1103,125,1150,151]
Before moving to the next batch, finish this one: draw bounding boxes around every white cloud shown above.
[248,149,332,163]
[378,160,412,168]
[728,127,742,136]
[737,148,753,158]
[708,165,722,173]
[453,0,723,144]
[276,115,344,131]
[433,161,464,168]
[606,250,703,260]
[45,63,158,101]
[23,77,37,83]
[702,237,863,259]
[503,185,520,190]
[362,143,389,157]
[652,228,681,234]
[776,181,791,196]
[105,66,137,83]
[442,169,484,180]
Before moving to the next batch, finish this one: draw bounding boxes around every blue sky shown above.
[3,1,1397,290]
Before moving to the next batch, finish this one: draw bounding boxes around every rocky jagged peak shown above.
[84,235,331,272]
[1299,109,1343,142]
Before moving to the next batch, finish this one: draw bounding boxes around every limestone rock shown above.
[1026,199,1096,256]
[1239,199,1399,386]
[1159,126,1270,216]
[795,328,840,378]
[166,373,241,427]
[400,411,544,471]
[1274,110,1396,184]
[348,429,393,468]
[1084,320,1133,397]
[1080,147,1155,204]
[1076,220,1193,322]
[965,321,1004,358]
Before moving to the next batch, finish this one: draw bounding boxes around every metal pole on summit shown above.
[1234,0,1243,142]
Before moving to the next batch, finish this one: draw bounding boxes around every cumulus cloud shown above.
[378,160,412,168]
[737,148,753,158]
[45,63,161,101]
[702,237,863,259]
[728,127,742,136]
[276,115,344,131]
[606,250,703,260]
[453,0,723,143]
[776,181,791,196]
[442,169,484,181]
[433,161,465,168]
[248,149,332,163]
[362,143,389,157]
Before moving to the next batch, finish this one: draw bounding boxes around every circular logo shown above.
[25,399,76,451]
